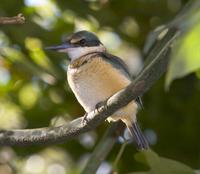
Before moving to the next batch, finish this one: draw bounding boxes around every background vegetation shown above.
[0,0,200,173]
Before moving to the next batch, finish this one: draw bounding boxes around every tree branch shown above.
[0,26,178,146]
[0,13,25,25]
[81,38,172,174]
[80,1,200,172]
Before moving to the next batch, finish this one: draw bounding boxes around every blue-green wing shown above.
[100,52,143,109]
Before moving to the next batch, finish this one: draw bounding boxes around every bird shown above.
[46,30,149,150]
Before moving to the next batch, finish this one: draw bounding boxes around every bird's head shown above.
[46,30,106,61]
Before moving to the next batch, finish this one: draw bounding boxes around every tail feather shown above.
[127,122,149,150]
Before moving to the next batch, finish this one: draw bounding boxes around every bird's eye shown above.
[79,39,86,45]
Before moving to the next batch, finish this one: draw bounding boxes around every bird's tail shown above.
[126,122,149,150]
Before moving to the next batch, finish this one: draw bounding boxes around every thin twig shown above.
[112,141,128,171]
[0,13,25,25]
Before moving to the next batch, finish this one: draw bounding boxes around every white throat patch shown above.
[60,45,106,61]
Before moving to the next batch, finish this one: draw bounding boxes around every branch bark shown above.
[0,13,25,25]
[0,27,178,146]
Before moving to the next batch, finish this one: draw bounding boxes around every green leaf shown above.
[134,149,158,167]
[134,149,195,174]
[195,68,200,79]
[165,22,200,89]
[159,157,195,174]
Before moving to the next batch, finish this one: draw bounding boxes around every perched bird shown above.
[46,30,149,150]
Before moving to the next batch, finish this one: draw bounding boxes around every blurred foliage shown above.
[166,16,200,88]
[0,0,200,174]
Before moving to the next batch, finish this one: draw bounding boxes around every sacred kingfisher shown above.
[46,30,149,150]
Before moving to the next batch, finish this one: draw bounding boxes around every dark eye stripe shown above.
[79,39,86,45]
[64,38,101,47]
[84,40,101,47]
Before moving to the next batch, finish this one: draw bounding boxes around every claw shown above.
[95,100,108,113]
[82,113,89,125]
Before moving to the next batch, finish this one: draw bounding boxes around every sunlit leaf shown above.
[25,37,53,70]
[165,22,200,89]
[25,0,59,30]
[0,99,25,129]
[18,83,40,109]
[1,47,25,61]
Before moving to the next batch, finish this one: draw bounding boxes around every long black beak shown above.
[45,43,73,52]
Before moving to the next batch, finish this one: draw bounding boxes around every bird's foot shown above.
[82,113,89,125]
[95,100,108,113]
